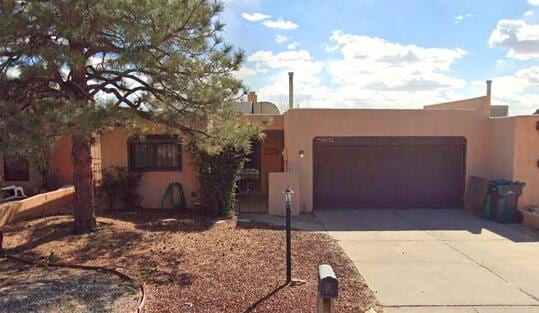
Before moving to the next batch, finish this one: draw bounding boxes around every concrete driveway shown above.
[315,209,539,313]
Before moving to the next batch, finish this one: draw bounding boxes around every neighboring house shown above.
[237,91,281,115]
[4,83,538,215]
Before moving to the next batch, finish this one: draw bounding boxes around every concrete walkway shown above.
[315,209,539,313]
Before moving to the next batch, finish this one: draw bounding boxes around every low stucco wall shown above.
[100,129,198,209]
[283,105,492,212]
[512,116,539,207]
[0,186,74,228]
[268,172,300,216]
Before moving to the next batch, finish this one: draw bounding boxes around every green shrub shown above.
[193,146,247,216]
[102,166,144,211]
[189,119,263,217]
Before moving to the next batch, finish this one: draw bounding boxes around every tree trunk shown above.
[71,133,96,234]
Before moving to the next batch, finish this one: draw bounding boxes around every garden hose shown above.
[161,182,186,211]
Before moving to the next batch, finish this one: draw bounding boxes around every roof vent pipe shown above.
[288,72,294,110]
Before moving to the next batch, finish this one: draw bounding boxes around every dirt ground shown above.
[2,211,381,313]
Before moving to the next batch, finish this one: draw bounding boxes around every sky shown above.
[220,0,539,115]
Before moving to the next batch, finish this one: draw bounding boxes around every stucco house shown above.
[2,82,538,216]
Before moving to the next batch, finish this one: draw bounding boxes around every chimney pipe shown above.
[288,72,294,110]
[486,80,492,98]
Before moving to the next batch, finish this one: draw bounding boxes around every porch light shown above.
[299,150,305,158]
[284,186,294,203]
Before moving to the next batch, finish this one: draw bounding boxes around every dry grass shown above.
[0,257,138,313]
[2,211,380,313]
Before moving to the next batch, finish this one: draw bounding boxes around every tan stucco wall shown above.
[283,104,492,212]
[488,117,516,180]
[268,172,300,216]
[487,116,539,207]
[49,136,74,186]
[100,129,198,209]
[424,96,488,111]
[512,116,539,207]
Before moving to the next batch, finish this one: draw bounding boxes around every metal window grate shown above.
[128,136,182,171]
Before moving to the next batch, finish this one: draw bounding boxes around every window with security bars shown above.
[128,135,182,171]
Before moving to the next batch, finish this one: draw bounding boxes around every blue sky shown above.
[221,0,539,115]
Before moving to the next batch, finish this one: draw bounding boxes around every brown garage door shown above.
[313,137,466,209]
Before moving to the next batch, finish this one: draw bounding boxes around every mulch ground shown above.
[2,211,381,313]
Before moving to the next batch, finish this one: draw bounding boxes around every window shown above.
[128,135,182,171]
[3,156,30,181]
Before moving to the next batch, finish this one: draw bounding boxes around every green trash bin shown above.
[482,180,525,223]
[494,183,525,223]
[483,180,508,220]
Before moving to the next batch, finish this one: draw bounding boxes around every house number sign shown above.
[317,137,335,144]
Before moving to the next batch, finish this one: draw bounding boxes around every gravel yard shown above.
[2,212,380,312]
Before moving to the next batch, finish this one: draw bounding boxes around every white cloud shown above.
[234,66,257,79]
[245,49,327,109]
[245,31,469,109]
[248,50,324,75]
[529,0,539,6]
[275,35,288,44]
[241,12,271,22]
[524,10,534,17]
[327,31,467,93]
[262,18,298,30]
[317,31,468,108]
[287,42,299,50]
[489,18,539,60]
[454,14,473,24]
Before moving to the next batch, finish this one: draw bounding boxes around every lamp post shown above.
[284,186,294,284]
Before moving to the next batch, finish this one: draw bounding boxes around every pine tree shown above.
[0,0,244,233]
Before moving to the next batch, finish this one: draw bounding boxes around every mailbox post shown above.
[318,264,338,313]
[283,186,294,284]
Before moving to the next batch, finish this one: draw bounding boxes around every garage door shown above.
[313,137,466,209]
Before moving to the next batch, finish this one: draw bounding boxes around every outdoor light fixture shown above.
[283,186,294,284]
[284,186,294,203]
[299,150,305,158]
